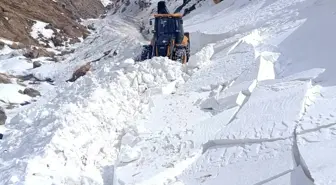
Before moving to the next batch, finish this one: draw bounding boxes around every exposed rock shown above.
[106,4,113,10]
[19,87,41,97]
[0,41,4,50]
[0,73,12,84]
[58,0,105,19]
[51,35,64,47]
[83,32,90,39]
[33,61,42,68]
[100,14,107,19]
[213,0,223,4]
[138,0,151,10]
[69,37,81,45]
[9,42,26,50]
[20,101,31,106]
[23,47,55,59]
[66,62,91,82]
[0,106,6,125]
[87,23,96,31]
[16,74,54,83]
[60,49,75,56]
[6,103,17,109]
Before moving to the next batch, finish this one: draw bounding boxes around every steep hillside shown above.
[0,0,105,47]
[1,0,336,185]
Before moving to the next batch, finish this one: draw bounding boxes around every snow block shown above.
[261,166,313,185]
[199,80,256,112]
[178,139,295,185]
[213,80,311,140]
[298,125,336,185]
[257,51,279,81]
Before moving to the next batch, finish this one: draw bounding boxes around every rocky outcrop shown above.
[58,0,106,19]
[23,47,56,59]
[0,107,6,125]
[19,88,41,97]
[66,62,92,82]
[0,73,12,84]
[33,61,42,68]
[0,41,4,50]
[0,0,105,47]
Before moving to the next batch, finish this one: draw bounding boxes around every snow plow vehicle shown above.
[140,1,190,64]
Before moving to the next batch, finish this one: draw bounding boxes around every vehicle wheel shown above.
[141,45,152,60]
[175,47,187,64]
[186,42,190,63]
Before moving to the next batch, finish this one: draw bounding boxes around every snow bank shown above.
[0,34,189,185]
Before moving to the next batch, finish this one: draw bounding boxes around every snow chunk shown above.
[187,44,214,69]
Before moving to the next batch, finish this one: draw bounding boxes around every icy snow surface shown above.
[1,0,336,184]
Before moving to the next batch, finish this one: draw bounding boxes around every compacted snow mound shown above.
[0,56,188,184]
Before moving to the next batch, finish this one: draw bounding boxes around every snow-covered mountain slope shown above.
[0,0,335,184]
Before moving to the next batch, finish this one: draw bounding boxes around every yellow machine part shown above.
[153,13,183,18]
[181,36,189,46]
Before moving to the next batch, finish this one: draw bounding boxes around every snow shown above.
[0,56,32,76]
[1,0,336,184]
[298,125,336,185]
[0,84,31,104]
[30,20,54,40]
[0,45,14,55]
[100,0,111,7]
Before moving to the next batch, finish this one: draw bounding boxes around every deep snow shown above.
[0,0,335,184]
